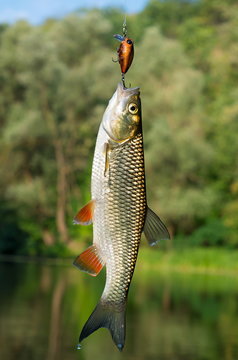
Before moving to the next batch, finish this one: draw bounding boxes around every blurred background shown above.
[1,0,238,258]
[0,0,238,359]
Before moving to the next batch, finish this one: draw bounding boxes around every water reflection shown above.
[0,258,238,360]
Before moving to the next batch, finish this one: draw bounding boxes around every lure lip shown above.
[113,34,125,42]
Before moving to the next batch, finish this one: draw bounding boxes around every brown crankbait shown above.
[113,34,134,76]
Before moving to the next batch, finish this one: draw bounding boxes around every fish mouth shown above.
[116,82,140,97]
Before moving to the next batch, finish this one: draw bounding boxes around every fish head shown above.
[102,82,141,143]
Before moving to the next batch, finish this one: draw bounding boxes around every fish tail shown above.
[79,300,126,351]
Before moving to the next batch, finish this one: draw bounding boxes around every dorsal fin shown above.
[73,245,105,276]
[73,200,95,225]
[143,207,170,246]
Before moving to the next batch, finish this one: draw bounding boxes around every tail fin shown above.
[79,301,126,351]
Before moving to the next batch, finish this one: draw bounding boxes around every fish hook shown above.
[121,74,131,89]
[122,74,126,88]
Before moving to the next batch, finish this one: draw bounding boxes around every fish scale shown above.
[101,133,147,305]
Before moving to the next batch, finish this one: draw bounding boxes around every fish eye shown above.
[128,103,138,114]
[127,39,133,45]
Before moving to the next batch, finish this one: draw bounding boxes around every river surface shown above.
[0,257,238,360]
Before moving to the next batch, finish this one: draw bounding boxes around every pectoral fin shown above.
[143,207,170,246]
[73,200,95,225]
[73,245,105,276]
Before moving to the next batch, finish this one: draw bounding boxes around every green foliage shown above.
[140,247,238,274]
[189,220,229,247]
[0,1,238,255]
[223,195,238,247]
[0,205,28,254]
[131,26,217,232]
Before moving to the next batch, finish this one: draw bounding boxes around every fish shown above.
[113,34,134,75]
[73,82,170,351]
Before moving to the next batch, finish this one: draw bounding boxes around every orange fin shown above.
[73,200,95,225]
[73,245,104,276]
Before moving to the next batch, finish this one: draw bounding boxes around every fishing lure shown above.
[113,34,134,76]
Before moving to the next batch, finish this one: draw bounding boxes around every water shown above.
[0,257,238,360]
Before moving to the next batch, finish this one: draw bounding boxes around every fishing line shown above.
[122,13,127,37]
[122,0,128,36]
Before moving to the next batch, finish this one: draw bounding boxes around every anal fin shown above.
[144,207,170,246]
[73,245,105,276]
[73,200,95,225]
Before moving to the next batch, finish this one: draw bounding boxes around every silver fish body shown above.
[74,82,170,350]
[92,85,146,307]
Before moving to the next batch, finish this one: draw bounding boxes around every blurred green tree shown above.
[0,12,118,253]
